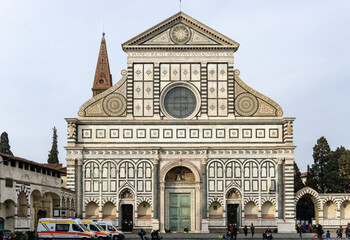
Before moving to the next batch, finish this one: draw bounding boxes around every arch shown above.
[165,166,195,182]
[226,188,242,200]
[208,197,224,208]
[102,201,117,220]
[244,201,258,219]
[207,160,224,179]
[85,202,99,219]
[323,200,336,219]
[259,160,276,178]
[137,201,152,220]
[261,197,277,209]
[84,198,100,209]
[101,161,117,179]
[101,197,118,207]
[244,197,260,209]
[137,197,152,207]
[209,201,223,219]
[17,191,28,217]
[3,200,15,230]
[119,188,135,199]
[295,187,321,210]
[160,161,201,183]
[340,200,350,219]
[261,201,275,219]
[224,160,242,179]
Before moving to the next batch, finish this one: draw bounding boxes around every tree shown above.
[338,151,350,193]
[305,164,318,190]
[47,127,59,164]
[312,136,331,192]
[294,162,305,193]
[0,132,13,155]
[324,146,347,193]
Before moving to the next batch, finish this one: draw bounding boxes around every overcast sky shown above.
[0,0,349,171]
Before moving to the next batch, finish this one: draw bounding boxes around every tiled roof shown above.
[0,152,65,173]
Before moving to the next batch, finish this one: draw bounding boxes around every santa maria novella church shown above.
[65,12,296,233]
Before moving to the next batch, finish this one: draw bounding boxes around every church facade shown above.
[65,12,296,233]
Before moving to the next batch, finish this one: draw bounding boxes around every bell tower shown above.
[92,32,113,96]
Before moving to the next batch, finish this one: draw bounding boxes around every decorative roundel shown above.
[235,92,259,116]
[169,24,191,45]
[102,93,126,116]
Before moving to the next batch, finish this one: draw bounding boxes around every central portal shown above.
[169,193,191,232]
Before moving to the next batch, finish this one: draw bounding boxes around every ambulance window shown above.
[100,225,106,230]
[90,225,99,231]
[108,225,115,231]
[56,224,69,232]
[80,224,89,231]
[73,224,83,232]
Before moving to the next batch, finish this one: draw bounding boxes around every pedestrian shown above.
[316,224,323,240]
[151,229,159,240]
[233,224,238,240]
[20,231,28,240]
[230,225,234,239]
[243,225,248,237]
[250,223,255,238]
[262,231,267,240]
[346,225,350,238]
[138,228,146,240]
[184,226,189,233]
[326,230,330,239]
[337,226,343,238]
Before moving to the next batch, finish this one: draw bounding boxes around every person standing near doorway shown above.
[243,225,248,237]
[250,223,255,238]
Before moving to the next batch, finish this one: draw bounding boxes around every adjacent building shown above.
[65,12,296,233]
[0,153,75,231]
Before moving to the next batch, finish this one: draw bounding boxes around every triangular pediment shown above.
[122,12,239,51]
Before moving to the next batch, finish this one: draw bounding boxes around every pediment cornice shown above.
[122,11,239,51]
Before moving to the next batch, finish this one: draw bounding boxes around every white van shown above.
[98,221,124,240]
[37,218,96,239]
[82,220,111,240]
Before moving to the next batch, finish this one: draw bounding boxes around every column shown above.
[76,158,83,218]
[152,157,160,230]
[201,157,209,232]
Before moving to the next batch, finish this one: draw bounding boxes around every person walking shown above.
[250,223,255,238]
[232,224,238,240]
[316,224,324,240]
[243,225,248,237]
[138,228,146,240]
[20,231,28,240]
[337,226,343,238]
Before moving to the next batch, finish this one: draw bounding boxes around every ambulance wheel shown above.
[98,237,103,240]
[113,236,118,240]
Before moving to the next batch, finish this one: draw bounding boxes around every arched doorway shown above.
[160,164,201,233]
[226,188,242,228]
[119,189,134,232]
[4,200,15,231]
[296,195,316,223]
[295,187,320,225]
[36,209,47,230]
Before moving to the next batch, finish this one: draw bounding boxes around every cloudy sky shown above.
[0,0,349,171]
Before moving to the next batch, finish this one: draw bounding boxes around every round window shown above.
[164,87,197,118]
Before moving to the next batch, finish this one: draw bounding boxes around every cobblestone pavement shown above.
[125,232,318,239]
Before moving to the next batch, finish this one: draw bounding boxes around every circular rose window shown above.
[164,87,197,118]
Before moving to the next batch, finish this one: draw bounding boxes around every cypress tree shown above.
[305,164,318,191]
[0,132,13,155]
[312,136,330,192]
[294,162,305,193]
[47,127,59,164]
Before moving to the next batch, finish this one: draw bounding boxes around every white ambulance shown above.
[37,218,96,239]
[82,220,111,240]
[98,221,124,240]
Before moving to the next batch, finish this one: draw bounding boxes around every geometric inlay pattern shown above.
[235,92,259,116]
[102,93,126,116]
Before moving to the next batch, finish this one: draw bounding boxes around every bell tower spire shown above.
[92,32,113,96]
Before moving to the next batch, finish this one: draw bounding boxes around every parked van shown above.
[82,220,111,240]
[37,218,96,239]
[98,221,124,240]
